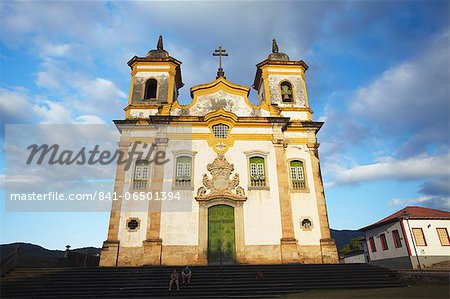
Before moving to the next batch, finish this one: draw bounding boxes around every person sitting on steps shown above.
[181,265,192,284]
[256,270,265,281]
[169,269,180,291]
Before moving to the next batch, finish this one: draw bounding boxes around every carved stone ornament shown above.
[195,155,247,202]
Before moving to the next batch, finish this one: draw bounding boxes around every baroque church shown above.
[100,36,338,266]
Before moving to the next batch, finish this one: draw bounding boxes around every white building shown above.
[360,206,450,269]
[99,37,338,266]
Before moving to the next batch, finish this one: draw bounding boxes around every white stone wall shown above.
[129,108,159,118]
[117,142,153,247]
[364,221,409,261]
[231,140,282,245]
[286,145,322,245]
[118,211,149,247]
[401,219,450,257]
[342,254,367,264]
[171,90,270,117]
[267,74,305,107]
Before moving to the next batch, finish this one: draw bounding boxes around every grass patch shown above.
[282,284,450,299]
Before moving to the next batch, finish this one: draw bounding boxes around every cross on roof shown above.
[212,46,228,79]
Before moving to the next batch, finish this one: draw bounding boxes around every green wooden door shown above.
[208,205,236,265]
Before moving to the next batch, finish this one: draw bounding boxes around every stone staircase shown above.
[1,264,404,298]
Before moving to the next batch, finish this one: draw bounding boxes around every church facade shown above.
[99,37,338,266]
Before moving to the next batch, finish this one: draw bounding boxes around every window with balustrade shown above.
[249,156,266,187]
[175,156,192,187]
[133,160,149,189]
[290,160,306,190]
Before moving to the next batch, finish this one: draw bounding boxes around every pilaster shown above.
[100,139,131,266]
[307,142,338,263]
[143,137,168,265]
[273,133,298,263]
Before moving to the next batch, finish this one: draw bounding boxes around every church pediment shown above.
[190,77,250,98]
[171,77,270,117]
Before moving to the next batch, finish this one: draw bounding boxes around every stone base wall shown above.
[320,238,339,263]
[244,245,281,264]
[117,247,144,266]
[370,256,413,270]
[99,241,119,267]
[162,246,202,265]
[100,241,337,266]
[298,245,323,263]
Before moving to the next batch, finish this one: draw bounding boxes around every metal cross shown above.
[213,46,228,78]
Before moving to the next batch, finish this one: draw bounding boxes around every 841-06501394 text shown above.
[9,191,182,201]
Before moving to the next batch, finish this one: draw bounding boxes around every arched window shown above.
[249,156,266,187]
[133,160,149,189]
[290,160,305,189]
[144,78,158,99]
[212,123,229,139]
[280,81,293,102]
[175,156,192,187]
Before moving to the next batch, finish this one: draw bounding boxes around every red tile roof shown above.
[360,206,450,231]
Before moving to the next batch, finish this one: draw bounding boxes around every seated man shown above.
[181,265,192,284]
[169,269,180,291]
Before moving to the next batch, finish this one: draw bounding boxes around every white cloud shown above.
[389,195,450,211]
[32,100,73,124]
[32,57,126,121]
[0,87,31,125]
[37,41,71,57]
[0,87,112,125]
[350,30,449,156]
[329,153,450,187]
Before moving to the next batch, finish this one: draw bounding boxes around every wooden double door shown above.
[207,205,236,265]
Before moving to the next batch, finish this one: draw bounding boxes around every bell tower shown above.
[253,39,312,120]
[125,36,184,118]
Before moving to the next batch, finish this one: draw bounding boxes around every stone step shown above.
[0,264,405,298]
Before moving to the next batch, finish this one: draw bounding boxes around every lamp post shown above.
[403,210,422,272]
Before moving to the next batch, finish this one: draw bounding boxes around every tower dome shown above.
[268,39,290,61]
[146,35,169,59]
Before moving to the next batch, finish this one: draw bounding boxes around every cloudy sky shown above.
[0,1,449,249]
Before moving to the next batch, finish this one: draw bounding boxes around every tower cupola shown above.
[125,36,184,118]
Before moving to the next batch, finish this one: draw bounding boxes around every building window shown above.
[280,81,293,102]
[212,123,229,139]
[436,228,450,246]
[412,228,427,246]
[127,218,140,231]
[144,78,158,99]
[369,236,377,252]
[300,218,313,230]
[290,160,306,189]
[175,156,192,187]
[249,156,266,187]
[392,230,402,248]
[133,160,149,189]
[380,233,388,250]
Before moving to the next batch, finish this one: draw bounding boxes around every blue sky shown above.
[0,1,449,250]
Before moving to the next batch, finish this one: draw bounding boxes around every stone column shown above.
[273,139,299,263]
[235,201,246,264]
[99,140,131,267]
[142,137,168,265]
[307,143,338,263]
[197,202,208,265]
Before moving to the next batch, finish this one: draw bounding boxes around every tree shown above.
[340,237,363,255]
